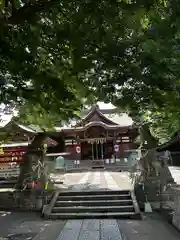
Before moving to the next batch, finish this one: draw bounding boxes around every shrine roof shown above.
[103,113,133,126]
[17,124,36,133]
[0,121,37,133]
[0,103,135,134]
[55,104,134,130]
[55,121,126,132]
[0,137,58,148]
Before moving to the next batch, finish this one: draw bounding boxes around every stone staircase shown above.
[43,189,141,219]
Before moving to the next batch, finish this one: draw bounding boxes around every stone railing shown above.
[172,187,180,230]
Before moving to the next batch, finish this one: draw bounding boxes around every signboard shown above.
[114,144,119,152]
[76,146,81,154]
[0,155,24,163]
[0,148,26,163]
[87,138,106,144]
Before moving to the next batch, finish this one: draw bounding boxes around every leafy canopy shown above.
[0,0,160,124]
[1,0,179,137]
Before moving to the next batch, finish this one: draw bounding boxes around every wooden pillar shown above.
[95,141,98,160]
[91,142,94,161]
[100,139,104,161]
[101,142,103,160]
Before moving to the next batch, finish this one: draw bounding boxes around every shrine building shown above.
[0,103,140,172]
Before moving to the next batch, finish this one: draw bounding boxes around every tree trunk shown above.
[139,124,158,155]
[16,133,46,189]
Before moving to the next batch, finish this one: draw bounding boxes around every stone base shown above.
[172,187,180,231]
[173,216,180,230]
[0,189,53,211]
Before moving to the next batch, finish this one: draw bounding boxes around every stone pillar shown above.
[172,187,180,230]
[137,149,174,202]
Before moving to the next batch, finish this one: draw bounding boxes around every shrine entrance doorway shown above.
[88,138,105,161]
[81,126,114,163]
[81,138,113,161]
[93,141,104,160]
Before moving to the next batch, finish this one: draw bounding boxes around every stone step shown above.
[55,199,133,207]
[52,205,134,213]
[57,194,131,201]
[43,190,141,220]
[48,211,139,219]
[58,190,130,196]
[91,166,104,169]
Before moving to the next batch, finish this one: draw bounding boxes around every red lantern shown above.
[76,146,81,154]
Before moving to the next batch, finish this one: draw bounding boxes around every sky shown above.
[97,101,116,109]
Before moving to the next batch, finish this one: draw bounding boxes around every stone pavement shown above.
[1,212,180,240]
[1,171,180,239]
[55,214,180,240]
[51,167,180,190]
[56,219,123,240]
[52,170,132,191]
[118,213,180,240]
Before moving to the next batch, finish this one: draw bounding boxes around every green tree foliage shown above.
[0,0,159,124]
[80,0,180,140]
[2,0,179,188]
[0,0,179,139]
[0,2,95,123]
[0,0,61,25]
